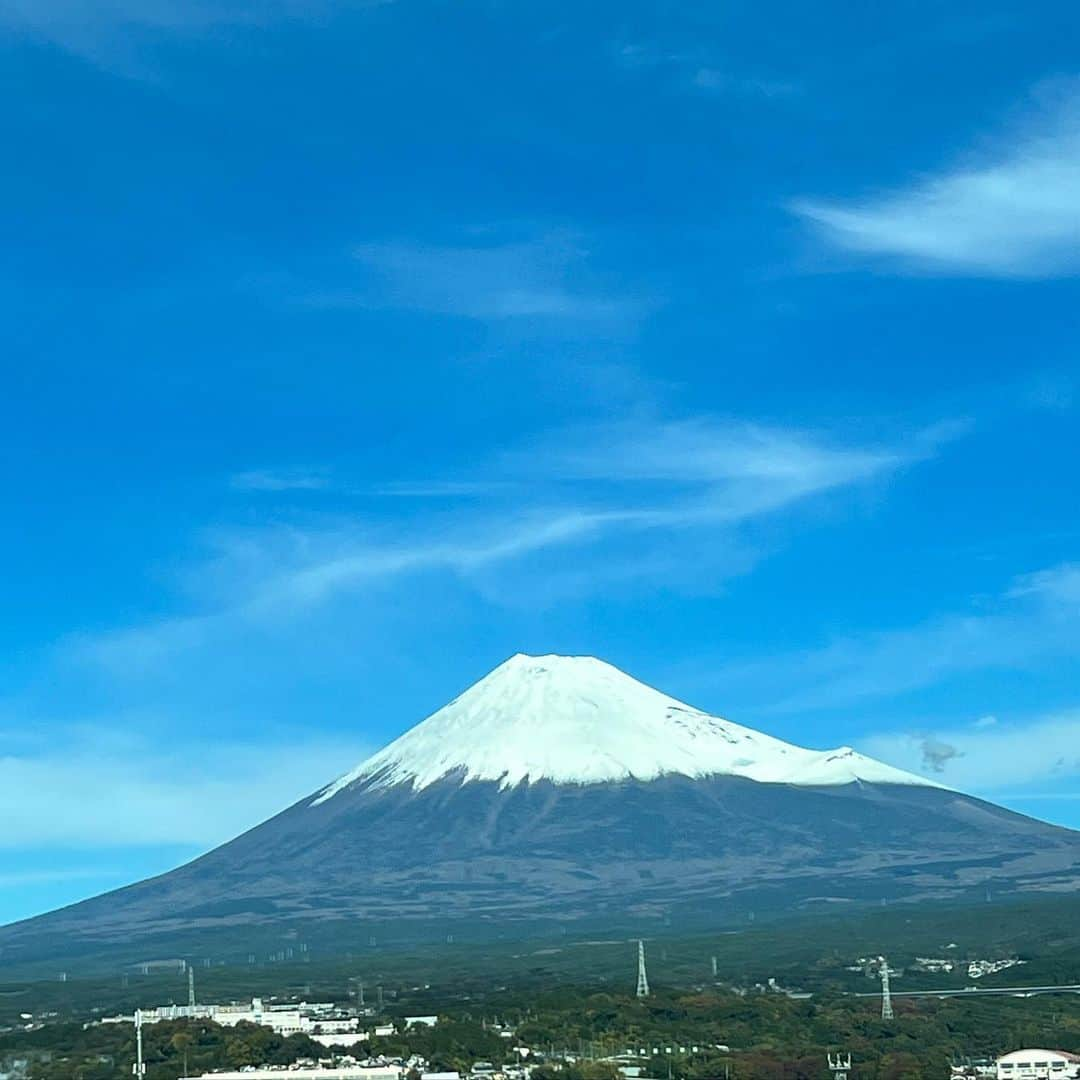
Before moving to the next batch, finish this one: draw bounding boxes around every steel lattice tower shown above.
[879,956,894,1020]
[636,940,650,998]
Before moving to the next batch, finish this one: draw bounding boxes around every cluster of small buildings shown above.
[180,1069,423,1080]
[169,1046,1080,1080]
[177,1055,530,1080]
[103,998,439,1045]
[914,956,956,974]
[967,958,1027,980]
[851,952,1027,981]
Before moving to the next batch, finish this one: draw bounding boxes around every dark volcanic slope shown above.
[3,774,1079,970]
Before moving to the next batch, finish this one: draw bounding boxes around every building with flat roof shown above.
[104,998,362,1039]
[996,1049,1080,1079]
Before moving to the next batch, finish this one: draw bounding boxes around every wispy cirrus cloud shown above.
[698,563,1080,715]
[0,0,320,34]
[230,467,332,493]
[692,68,800,99]
[689,562,1080,800]
[74,413,952,674]
[613,42,801,100]
[309,231,641,327]
[0,0,366,72]
[791,83,1080,278]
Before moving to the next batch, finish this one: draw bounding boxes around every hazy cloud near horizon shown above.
[0,727,373,849]
[861,710,1080,795]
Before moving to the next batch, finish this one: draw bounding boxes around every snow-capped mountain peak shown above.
[313,653,934,804]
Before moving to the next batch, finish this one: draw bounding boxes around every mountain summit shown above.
[315,653,931,798]
[3,653,1079,975]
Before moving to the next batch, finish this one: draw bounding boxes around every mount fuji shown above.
[4,654,1079,972]
[314,653,932,796]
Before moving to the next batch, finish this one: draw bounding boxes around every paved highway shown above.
[852,984,1080,999]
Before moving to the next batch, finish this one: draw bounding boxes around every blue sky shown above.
[2,0,1080,926]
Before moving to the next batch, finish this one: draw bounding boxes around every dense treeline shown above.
[480,985,1080,1078]
[6,986,1080,1080]
[0,1018,323,1079]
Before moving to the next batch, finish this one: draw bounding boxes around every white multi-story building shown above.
[107,998,363,1038]
[996,1049,1080,1079]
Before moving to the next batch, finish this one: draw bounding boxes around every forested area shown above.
[5,986,1080,1080]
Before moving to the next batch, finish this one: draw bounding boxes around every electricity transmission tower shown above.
[636,939,650,998]
[879,956,894,1020]
[828,1052,852,1080]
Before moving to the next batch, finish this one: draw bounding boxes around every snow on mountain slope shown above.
[313,653,935,804]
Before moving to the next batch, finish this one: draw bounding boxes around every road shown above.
[852,984,1080,999]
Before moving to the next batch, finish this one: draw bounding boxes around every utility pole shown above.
[133,1008,146,1079]
[636,940,650,998]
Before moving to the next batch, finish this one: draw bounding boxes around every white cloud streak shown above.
[332,233,637,324]
[792,84,1080,277]
[0,0,335,36]
[613,43,800,101]
[230,468,332,493]
[715,563,1080,714]
[0,0,364,71]
[73,414,948,675]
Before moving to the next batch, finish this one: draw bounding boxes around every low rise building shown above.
[995,1049,1080,1079]
[312,1034,372,1050]
[105,998,363,1039]
[968,958,1026,979]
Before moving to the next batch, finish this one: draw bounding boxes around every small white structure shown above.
[311,1033,372,1049]
[405,1015,439,1028]
[996,1049,1080,1079]
[970,958,1026,979]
